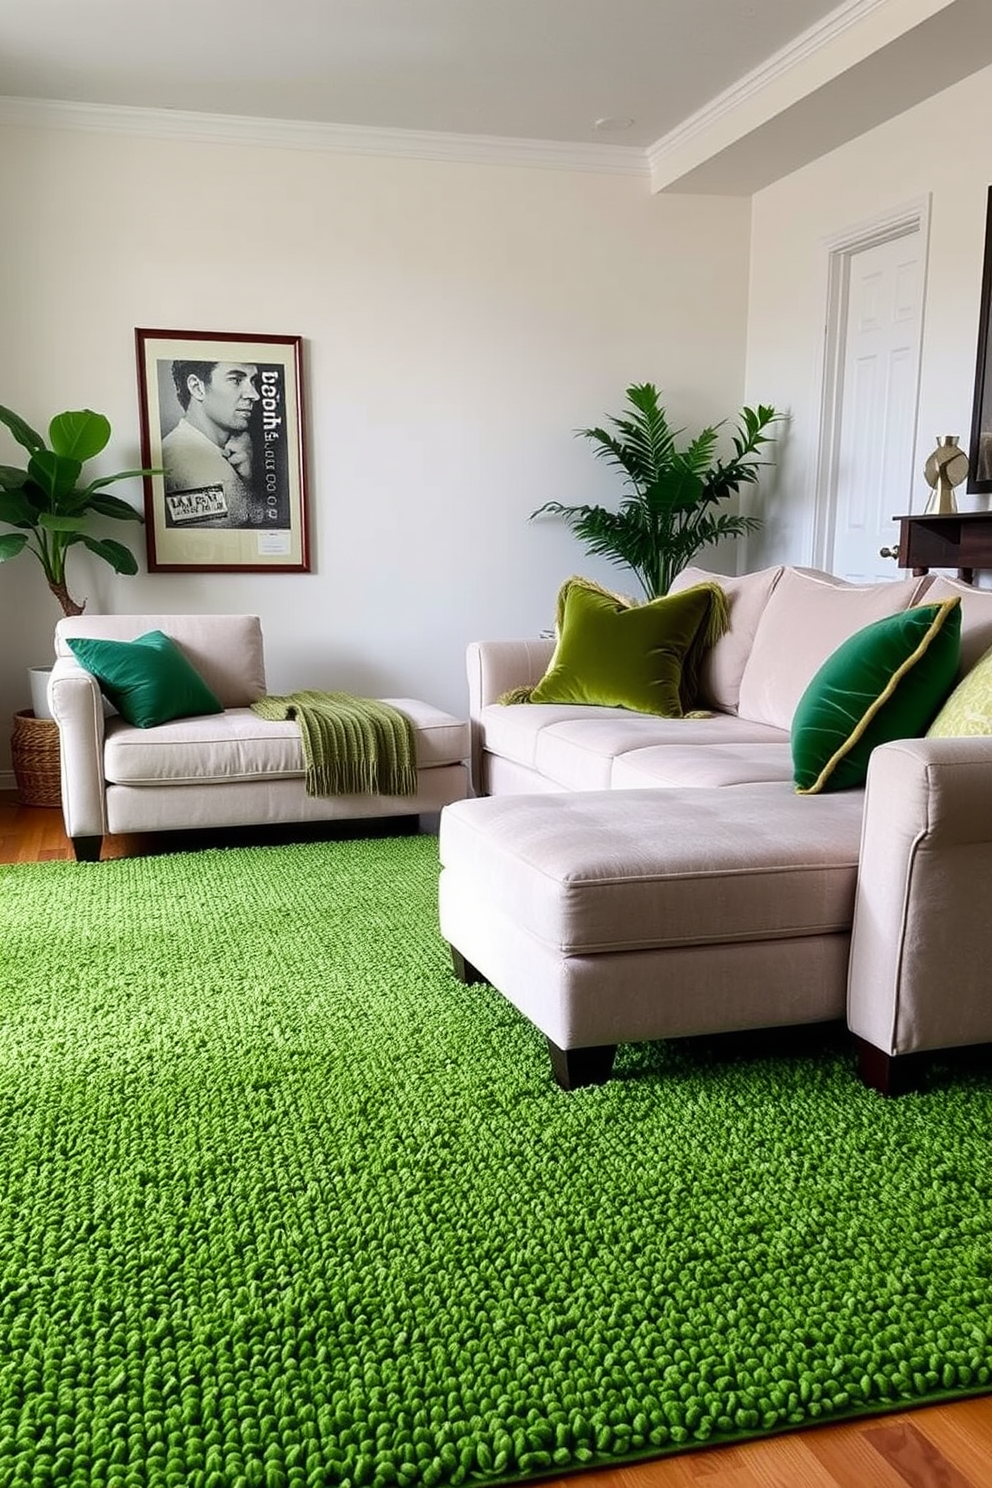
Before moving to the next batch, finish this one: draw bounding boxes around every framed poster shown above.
[968,187,992,494]
[135,328,310,571]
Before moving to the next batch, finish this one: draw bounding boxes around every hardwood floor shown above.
[4,788,992,1487]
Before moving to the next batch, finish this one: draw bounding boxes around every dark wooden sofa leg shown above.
[854,1036,926,1096]
[547,1039,617,1091]
[450,946,488,985]
[71,835,103,863]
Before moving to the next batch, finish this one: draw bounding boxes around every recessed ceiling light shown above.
[593,116,635,133]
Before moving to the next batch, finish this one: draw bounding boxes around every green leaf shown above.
[0,464,29,491]
[84,491,145,523]
[641,468,705,514]
[80,535,139,574]
[49,409,111,461]
[84,468,159,494]
[27,449,83,506]
[0,404,45,454]
[39,513,88,535]
[0,486,40,526]
[0,532,29,561]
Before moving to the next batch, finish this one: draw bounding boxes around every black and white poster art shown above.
[135,329,309,572]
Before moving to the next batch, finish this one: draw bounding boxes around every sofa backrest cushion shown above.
[736,569,932,730]
[668,564,783,713]
[917,574,992,678]
[66,630,225,728]
[54,613,267,708]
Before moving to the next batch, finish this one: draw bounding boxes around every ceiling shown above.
[0,0,847,147]
[1,0,991,193]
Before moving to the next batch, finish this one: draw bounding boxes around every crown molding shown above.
[646,0,954,186]
[0,95,649,178]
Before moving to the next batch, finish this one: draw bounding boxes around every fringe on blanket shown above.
[250,691,418,797]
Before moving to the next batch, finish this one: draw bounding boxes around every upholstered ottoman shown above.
[438,785,866,1088]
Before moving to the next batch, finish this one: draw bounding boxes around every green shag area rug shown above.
[3,836,992,1488]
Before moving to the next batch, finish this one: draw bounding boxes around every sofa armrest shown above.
[466,639,555,713]
[47,656,109,840]
[848,736,992,1058]
[465,639,554,794]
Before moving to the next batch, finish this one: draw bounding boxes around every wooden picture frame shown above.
[135,328,309,571]
[968,187,992,495]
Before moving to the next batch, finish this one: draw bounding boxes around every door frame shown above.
[810,196,931,573]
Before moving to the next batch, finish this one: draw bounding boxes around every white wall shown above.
[745,63,992,568]
[0,119,752,775]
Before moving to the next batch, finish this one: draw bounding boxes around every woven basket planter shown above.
[11,709,62,808]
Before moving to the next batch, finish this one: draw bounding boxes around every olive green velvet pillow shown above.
[67,630,224,729]
[791,598,961,794]
[509,576,729,718]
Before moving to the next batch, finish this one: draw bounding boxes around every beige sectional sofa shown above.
[440,565,992,1093]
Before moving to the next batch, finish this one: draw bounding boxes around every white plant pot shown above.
[28,666,54,721]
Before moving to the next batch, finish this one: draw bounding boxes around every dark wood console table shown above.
[894,511,992,583]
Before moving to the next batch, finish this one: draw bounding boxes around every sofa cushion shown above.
[792,599,961,794]
[537,715,789,791]
[66,630,224,728]
[737,569,932,730]
[919,575,992,679]
[668,563,783,713]
[611,742,794,789]
[438,785,865,955]
[928,642,992,736]
[55,613,267,707]
[102,699,470,784]
[523,576,726,717]
[481,704,788,789]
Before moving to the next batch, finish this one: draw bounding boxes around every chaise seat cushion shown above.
[483,704,788,790]
[103,699,469,786]
[611,741,795,789]
[439,786,866,957]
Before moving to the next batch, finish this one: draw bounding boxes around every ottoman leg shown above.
[547,1039,617,1091]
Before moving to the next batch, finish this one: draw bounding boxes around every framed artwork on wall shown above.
[135,328,310,572]
[968,187,992,494]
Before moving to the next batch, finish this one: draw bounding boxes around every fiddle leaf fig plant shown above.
[0,404,157,616]
[532,382,781,599]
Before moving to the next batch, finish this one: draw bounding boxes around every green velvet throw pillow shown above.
[66,630,224,729]
[513,576,729,718]
[791,598,961,794]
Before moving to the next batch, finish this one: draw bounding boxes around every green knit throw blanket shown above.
[250,691,418,798]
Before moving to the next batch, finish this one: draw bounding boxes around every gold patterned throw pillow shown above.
[927,642,992,736]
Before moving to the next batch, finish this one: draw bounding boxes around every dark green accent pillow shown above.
[66,630,224,729]
[791,598,961,794]
[519,576,729,718]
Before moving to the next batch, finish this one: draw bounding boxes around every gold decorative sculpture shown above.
[924,435,969,515]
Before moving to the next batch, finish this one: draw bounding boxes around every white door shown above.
[828,230,925,582]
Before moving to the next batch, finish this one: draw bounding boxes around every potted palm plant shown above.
[0,403,158,719]
[532,382,781,598]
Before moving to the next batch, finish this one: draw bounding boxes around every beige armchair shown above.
[48,613,469,861]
